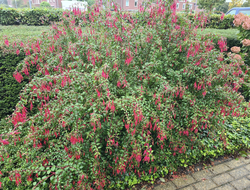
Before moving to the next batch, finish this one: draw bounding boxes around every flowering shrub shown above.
[0,2,249,190]
[232,13,250,100]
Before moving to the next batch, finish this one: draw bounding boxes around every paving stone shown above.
[153,182,176,190]
[239,157,250,164]
[209,164,231,175]
[172,175,195,188]
[212,173,234,185]
[224,159,245,169]
[214,184,236,190]
[247,175,250,180]
[245,164,250,171]
[229,167,250,179]
[179,185,195,190]
[191,169,214,181]
[230,178,250,190]
[193,179,217,190]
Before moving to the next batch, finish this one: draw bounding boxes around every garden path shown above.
[150,152,250,190]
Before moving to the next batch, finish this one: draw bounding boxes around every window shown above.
[226,10,236,15]
[176,3,179,9]
[135,0,138,7]
[126,0,129,6]
[182,3,185,9]
[189,4,192,9]
[239,10,250,15]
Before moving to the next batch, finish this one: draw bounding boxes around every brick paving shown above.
[150,153,250,190]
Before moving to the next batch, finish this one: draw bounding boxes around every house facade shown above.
[114,0,144,11]
[31,0,62,8]
[176,0,204,13]
[103,0,203,12]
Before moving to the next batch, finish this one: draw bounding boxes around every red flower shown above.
[4,39,9,47]
[0,139,9,145]
[13,72,23,83]
[117,81,121,87]
[96,89,101,97]
[220,13,225,20]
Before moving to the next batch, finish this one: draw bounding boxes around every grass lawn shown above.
[0,25,50,44]
[0,25,239,45]
[196,28,239,39]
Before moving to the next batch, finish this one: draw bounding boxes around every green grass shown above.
[0,25,239,45]
[0,25,50,44]
[196,28,239,39]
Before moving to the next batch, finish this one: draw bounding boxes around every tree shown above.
[0,0,8,6]
[216,2,229,13]
[229,0,243,9]
[198,0,225,12]
[242,0,250,7]
[79,0,95,7]
[40,1,51,8]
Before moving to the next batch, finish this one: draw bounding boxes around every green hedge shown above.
[0,7,63,25]
[0,51,37,119]
[206,14,235,29]
[181,14,235,29]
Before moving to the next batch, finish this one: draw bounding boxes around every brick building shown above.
[102,0,203,12]
[31,0,62,8]
[176,0,203,13]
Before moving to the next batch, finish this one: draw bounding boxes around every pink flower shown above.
[242,39,250,46]
[231,46,240,53]
[202,91,207,97]
[96,89,101,97]
[194,82,197,89]
[0,139,9,145]
[220,13,225,20]
[117,81,121,87]
[16,49,20,55]
[5,39,9,46]
[13,72,23,83]
[125,56,133,65]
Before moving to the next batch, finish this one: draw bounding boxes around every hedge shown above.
[0,49,37,120]
[179,14,235,29]
[0,7,63,25]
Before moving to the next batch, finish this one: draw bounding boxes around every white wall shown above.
[62,1,88,10]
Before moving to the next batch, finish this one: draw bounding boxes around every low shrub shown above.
[0,3,249,190]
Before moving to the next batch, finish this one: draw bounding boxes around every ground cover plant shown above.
[0,25,49,44]
[0,2,250,190]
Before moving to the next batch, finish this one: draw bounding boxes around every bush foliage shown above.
[0,3,249,190]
